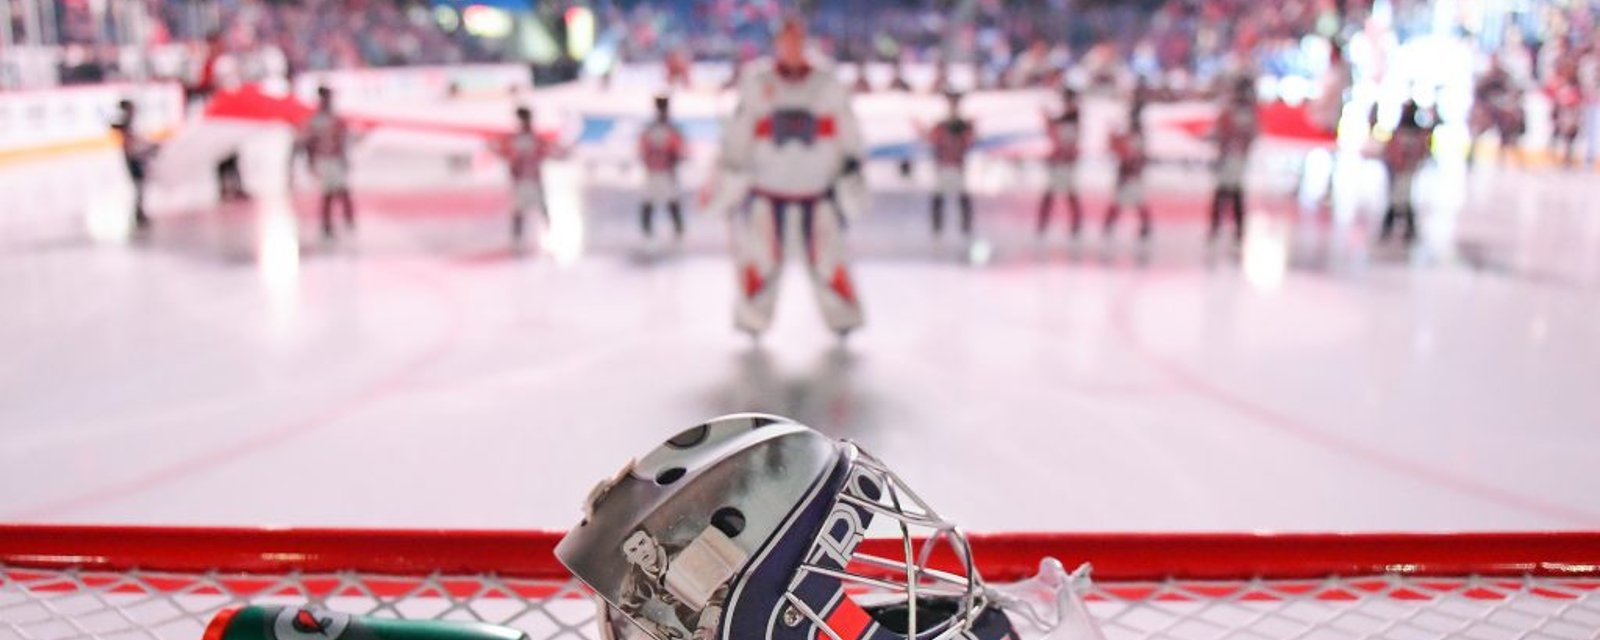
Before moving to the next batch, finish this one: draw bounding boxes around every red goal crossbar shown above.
[5,525,1600,640]
[3,525,1597,582]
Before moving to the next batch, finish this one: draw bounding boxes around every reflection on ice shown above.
[85,183,136,244]
[540,162,586,265]
[255,196,301,326]
[1241,212,1287,292]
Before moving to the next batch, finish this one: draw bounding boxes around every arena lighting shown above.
[463,5,512,39]
[254,196,301,331]
[539,161,586,265]
[433,5,459,32]
[520,14,562,64]
[1240,212,1288,292]
[564,6,594,60]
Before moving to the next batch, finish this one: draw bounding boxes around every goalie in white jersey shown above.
[711,17,866,339]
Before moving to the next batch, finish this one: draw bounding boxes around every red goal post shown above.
[3,526,1598,639]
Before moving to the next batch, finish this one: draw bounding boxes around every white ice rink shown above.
[2,122,1599,535]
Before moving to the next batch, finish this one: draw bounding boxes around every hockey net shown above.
[2,526,1597,640]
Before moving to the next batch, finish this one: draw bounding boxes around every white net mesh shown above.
[5,565,1598,640]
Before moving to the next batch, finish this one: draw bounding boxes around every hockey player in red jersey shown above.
[497,106,565,243]
[1105,109,1152,241]
[1380,100,1433,244]
[298,86,354,240]
[709,16,866,339]
[664,48,692,88]
[638,95,687,242]
[1210,75,1258,244]
[1547,63,1584,167]
[1037,87,1083,238]
[924,91,977,238]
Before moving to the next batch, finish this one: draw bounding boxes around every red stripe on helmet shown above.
[818,597,874,640]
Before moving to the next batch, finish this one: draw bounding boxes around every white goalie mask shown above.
[555,414,1103,640]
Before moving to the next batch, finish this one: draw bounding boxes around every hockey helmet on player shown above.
[943,89,965,110]
[114,99,136,126]
[556,414,1021,640]
[774,16,809,74]
[1059,88,1080,121]
[1229,75,1255,104]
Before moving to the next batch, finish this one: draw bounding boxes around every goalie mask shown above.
[556,414,1020,640]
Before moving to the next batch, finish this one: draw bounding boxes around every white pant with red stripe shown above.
[733,192,864,335]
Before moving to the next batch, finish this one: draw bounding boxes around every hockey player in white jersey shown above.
[711,17,866,339]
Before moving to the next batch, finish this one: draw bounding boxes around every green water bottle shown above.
[203,605,530,640]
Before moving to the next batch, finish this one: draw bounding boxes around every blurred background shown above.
[1,0,1598,535]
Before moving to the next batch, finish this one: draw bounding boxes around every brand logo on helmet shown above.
[807,467,883,570]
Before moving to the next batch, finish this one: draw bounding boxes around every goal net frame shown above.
[2,526,1597,640]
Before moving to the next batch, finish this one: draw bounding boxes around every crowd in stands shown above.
[44,0,493,86]
[26,0,1600,113]
[608,0,1342,89]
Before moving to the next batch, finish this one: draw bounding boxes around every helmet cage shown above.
[782,445,990,640]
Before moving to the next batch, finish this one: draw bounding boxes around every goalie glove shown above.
[698,162,751,218]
